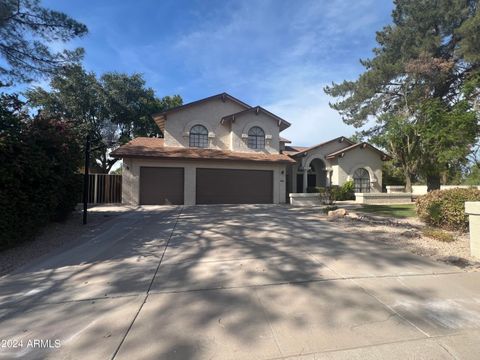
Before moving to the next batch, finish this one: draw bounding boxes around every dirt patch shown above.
[331,211,480,270]
[0,205,136,277]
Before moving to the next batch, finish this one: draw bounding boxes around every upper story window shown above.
[189,125,208,148]
[247,126,265,149]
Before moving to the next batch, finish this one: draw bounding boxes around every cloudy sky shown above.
[44,0,394,146]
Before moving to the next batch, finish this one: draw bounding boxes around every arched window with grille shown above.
[247,126,265,149]
[189,125,208,148]
[353,168,370,193]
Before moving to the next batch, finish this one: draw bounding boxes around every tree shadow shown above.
[0,204,474,359]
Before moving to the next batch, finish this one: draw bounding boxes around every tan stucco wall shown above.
[163,99,282,155]
[122,158,287,205]
[287,142,384,193]
[289,139,352,192]
[230,111,280,154]
[163,98,246,149]
[302,140,352,168]
[337,147,383,192]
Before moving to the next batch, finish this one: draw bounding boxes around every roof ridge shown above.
[291,136,355,155]
[152,92,252,118]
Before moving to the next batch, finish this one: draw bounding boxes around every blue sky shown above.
[43,0,394,146]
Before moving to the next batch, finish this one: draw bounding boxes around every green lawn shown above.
[356,204,417,218]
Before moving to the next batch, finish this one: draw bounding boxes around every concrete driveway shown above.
[1,205,479,359]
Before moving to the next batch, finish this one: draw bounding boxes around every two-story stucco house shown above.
[111,93,390,205]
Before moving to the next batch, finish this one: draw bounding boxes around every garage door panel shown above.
[196,168,273,204]
[140,167,184,205]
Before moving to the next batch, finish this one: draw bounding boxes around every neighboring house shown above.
[111,93,390,205]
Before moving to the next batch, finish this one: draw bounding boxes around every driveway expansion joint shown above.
[110,206,184,360]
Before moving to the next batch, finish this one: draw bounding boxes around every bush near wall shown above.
[416,188,480,231]
[307,181,355,201]
[0,96,82,250]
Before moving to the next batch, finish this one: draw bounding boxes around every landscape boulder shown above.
[327,208,348,217]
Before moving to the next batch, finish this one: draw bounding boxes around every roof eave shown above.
[152,92,252,119]
[221,106,291,130]
[111,152,295,164]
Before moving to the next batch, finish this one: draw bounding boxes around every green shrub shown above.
[306,182,355,202]
[416,188,480,231]
[327,181,355,201]
[0,95,82,250]
[339,180,355,201]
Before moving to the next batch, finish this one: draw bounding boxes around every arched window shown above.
[353,168,370,193]
[247,126,265,149]
[189,125,208,148]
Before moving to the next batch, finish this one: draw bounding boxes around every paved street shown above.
[0,205,479,359]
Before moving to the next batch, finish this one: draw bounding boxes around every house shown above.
[111,93,390,205]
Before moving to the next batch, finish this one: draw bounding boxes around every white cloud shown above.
[257,64,355,146]
[164,0,389,147]
[74,0,392,146]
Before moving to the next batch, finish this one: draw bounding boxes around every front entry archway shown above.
[298,158,328,192]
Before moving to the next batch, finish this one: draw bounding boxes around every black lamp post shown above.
[82,134,91,225]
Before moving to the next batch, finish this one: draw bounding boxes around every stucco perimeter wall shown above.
[230,111,280,154]
[122,158,287,205]
[163,98,246,149]
[465,202,480,258]
[355,192,413,204]
[337,147,383,192]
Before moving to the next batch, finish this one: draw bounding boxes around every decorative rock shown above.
[328,208,348,217]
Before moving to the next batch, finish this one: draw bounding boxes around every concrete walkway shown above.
[0,205,479,359]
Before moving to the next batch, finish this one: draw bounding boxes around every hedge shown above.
[416,188,480,231]
[0,96,82,250]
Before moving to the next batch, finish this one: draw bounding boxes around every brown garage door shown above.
[140,167,184,205]
[196,168,273,204]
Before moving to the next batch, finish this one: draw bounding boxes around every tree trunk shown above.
[426,174,441,192]
[404,171,413,193]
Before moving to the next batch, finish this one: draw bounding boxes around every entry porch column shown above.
[302,166,308,192]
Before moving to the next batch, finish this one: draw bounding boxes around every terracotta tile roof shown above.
[291,136,355,156]
[282,145,308,156]
[325,142,391,160]
[280,137,291,143]
[111,137,296,164]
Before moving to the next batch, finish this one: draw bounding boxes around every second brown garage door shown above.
[196,168,273,204]
[140,167,184,205]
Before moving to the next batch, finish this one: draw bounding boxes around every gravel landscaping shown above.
[331,210,480,270]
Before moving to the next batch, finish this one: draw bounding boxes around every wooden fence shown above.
[83,174,122,204]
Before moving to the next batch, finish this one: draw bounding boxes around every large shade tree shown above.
[325,0,480,191]
[0,0,87,86]
[26,65,182,173]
